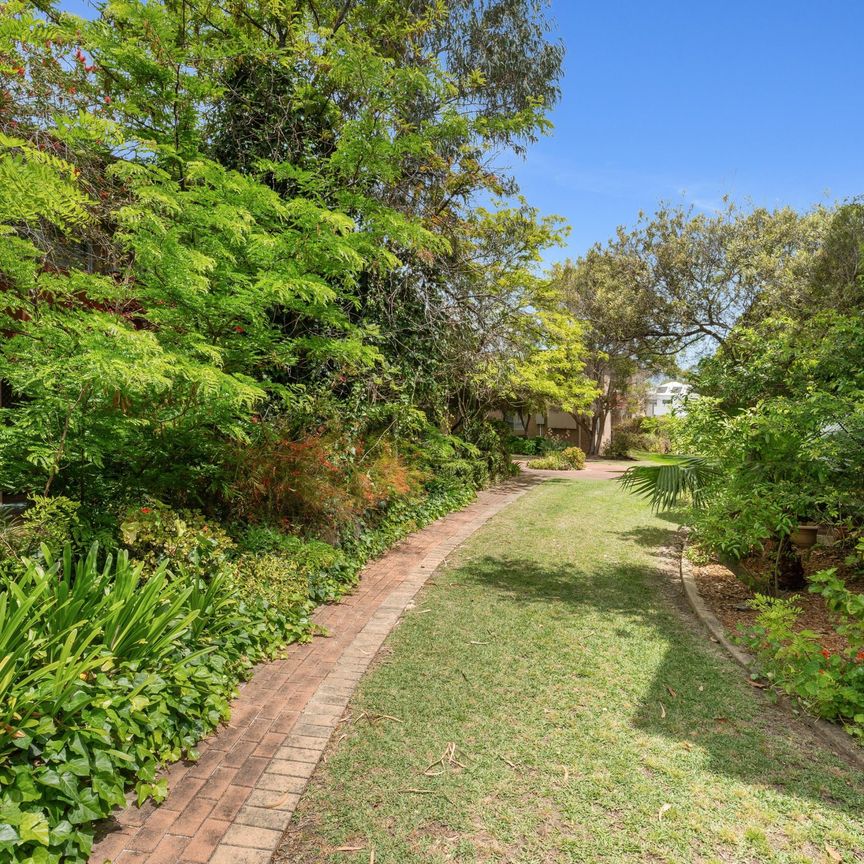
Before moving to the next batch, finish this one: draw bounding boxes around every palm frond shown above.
[619,456,717,511]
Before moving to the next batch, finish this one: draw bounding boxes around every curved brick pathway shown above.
[90,475,539,864]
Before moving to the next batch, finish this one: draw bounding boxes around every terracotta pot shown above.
[789,524,819,548]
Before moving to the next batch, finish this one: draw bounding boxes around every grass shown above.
[629,450,685,464]
[278,479,864,864]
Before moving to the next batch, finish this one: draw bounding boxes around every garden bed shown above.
[693,545,863,654]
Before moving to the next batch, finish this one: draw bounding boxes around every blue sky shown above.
[509,0,864,263]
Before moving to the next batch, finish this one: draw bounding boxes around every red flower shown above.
[821,648,831,660]
[856,650,864,663]
[103,95,111,104]
[140,506,152,514]
[234,325,245,333]
[14,66,24,76]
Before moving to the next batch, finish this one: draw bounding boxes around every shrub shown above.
[603,430,652,459]
[561,446,586,469]
[232,552,311,611]
[412,428,492,491]
[507,434,566,456]
[531,447,585,470]
[604,418,673,459]
[120,503,236,578]
[0,495,81,567]
[229,423,430,540]
[0,544,312,864]
[640,415,677,453]
[232,529,355,606]
[740,567,864,736]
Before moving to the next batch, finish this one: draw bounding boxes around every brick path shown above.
[90,475,538,864]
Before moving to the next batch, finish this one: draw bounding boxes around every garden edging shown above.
[678,531,864,771]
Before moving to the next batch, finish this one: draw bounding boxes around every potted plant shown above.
[789,523,819,548]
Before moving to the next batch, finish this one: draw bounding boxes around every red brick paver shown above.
[90,476,537,864]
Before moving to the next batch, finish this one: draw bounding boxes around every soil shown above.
[693,544,864,654]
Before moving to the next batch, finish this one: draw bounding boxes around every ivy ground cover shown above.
[278,479,864,864]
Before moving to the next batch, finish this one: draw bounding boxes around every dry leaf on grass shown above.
[824,843,842,862]
[658,803,671,821]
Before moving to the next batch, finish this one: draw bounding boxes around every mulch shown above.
[693,545,864,654]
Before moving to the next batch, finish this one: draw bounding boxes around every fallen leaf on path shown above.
[747,679,768,689]
[265,790,297,809]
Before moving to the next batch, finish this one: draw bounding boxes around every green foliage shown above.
[605,417,675,458]
[506,433,568,456]
[232,552,312,611]
[741,568,864,736]
[120,504,235,578]
[0,543,311,863]
[0,496,80,565]
[603,433,635,459]
[489,286,598,433]
[0,2,565,858]
[619,457,717,513]
[0,476,476,864]
[530,447,585,470]
[561,446,586,469]
[232,529,354,606]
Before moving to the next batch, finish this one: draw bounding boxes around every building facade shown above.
[644,380,692,417]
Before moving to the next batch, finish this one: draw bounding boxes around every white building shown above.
[645,380,692,417]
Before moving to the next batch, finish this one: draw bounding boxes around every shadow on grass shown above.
[463,535,864,816]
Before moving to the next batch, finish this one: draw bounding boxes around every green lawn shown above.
[278,479,864,864]
[629,450,685,464]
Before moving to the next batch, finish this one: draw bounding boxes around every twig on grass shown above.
[399,788,455,804]
[355,711,404,725]
[423,741,467,776]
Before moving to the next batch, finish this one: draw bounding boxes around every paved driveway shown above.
[514,456,635,481]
